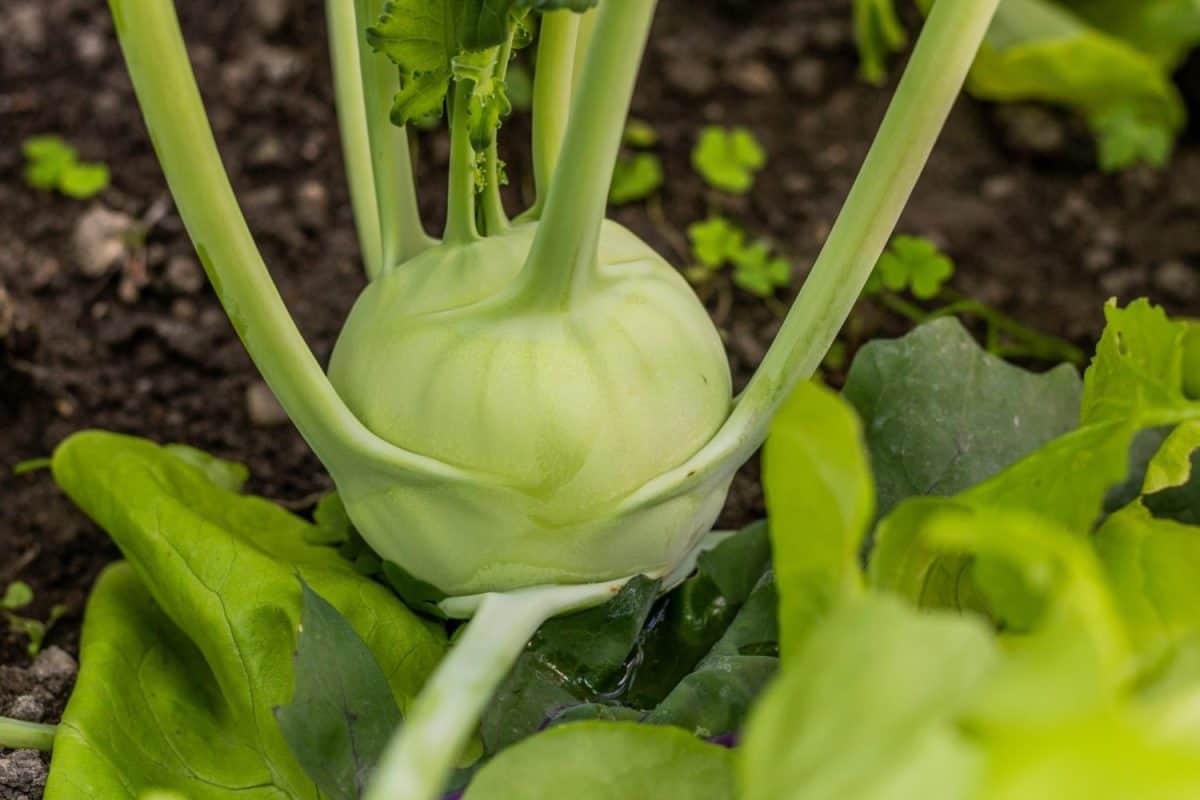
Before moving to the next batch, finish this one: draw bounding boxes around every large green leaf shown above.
[44,432,445,799]
[1095,499,1200,656]
[481,523,775,754]
[740,595,995,800]
[275,582,404,800]
[871,302,1200,609]
[843,317,1081,520]
[464,722,737,800]
[763,381,873,656]
[645,575,778,737]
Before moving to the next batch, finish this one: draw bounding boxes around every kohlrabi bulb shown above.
[328,221,733,595]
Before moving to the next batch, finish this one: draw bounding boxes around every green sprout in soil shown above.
[865,235,1086,364]
[692,126,767,194]
[21,135,110,199]
[2,580,66,657]
[610,121,664,205]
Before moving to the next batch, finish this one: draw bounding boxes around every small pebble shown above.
[788,59,825,96]
[246,381,289,427]
[6,694,45,723]
[251,0,292,34]
[295,180,330,229]
[8,3,45,51]
[664,58,716,97]
[72,206,134,278]
[997,105,1067,156]
[1100,267,1143,298]
[729,61,778,95]
[0,750,47,797]
[1154,260,1199,300]
[165,256,206,295]
[31,647,78,692]
[248,136,286,169]
[74,29,107,67]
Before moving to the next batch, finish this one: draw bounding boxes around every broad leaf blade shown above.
[45,432,444,799]
[465,722,737,800]
[763,381,873,656]
[844,317,1081,520]
[275,582,403,800]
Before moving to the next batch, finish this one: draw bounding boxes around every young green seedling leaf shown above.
[276,581,404,800]
[730,241,791,297]
[623,118,660,148]
[865,235,954,299]
[21,135,110,199]
[692,126,766,194]
[1,581,33,610]
[609,152,663,205]
[688,216,746,271]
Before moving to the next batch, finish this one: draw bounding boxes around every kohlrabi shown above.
[107,0,999,797]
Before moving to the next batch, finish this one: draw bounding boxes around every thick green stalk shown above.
[327,0,383,278]
[516,0,659,309]
[571,9,599,95]
[528,10,581,218]
[624,0,1001,507]
[444,84,480,244]
[0,717,56,752]
[364,581,628,800]
[355,0,431,268]
[106,0,455,481]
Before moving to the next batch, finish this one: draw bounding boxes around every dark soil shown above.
[1,0,1199,732]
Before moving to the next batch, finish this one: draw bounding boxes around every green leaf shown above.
[1083,299,1196,426]
[164,443,249,493]
[304,491,353,546]
[623,119,659,148]
[844,317,1083,520]
[464,722,737,800]
[623,523,771,709]
[1140,421,1200,525]
[869,235,955,299]
[44,431,444,799]
[276,581,402,800]
[645,575,778,738]
[59,162,111,199]
[740,594,995,800]
[22,134,77,164]
[1,581,34,610]
[730,242,790,297]
[12,457,52,476]
[609,153,663,205]
[1095,500,1200,655]
[687,217,745,271]
[481,576,660,754]
[367,0,525,131]
[763,381,873,657]
[691,126,766,194]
